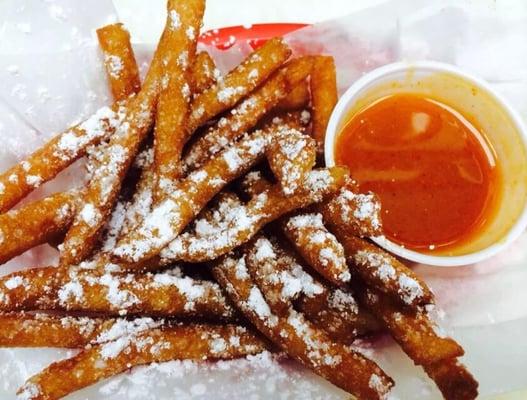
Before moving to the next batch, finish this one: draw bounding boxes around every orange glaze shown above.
[335,93,500,252]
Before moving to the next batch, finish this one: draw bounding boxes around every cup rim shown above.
[324,60,527,267]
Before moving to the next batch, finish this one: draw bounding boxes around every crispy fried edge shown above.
[213,254,394,399]
[187,37,292,132]
[0,191,76,264]
[161,167,348,263]
[152,0,205,201]
[310,55,337,153]
[18,324,266,400]
[96,23,141,101]
[0,266,236,319]
[59,0,198,266]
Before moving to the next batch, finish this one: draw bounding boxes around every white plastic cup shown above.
[325,61,527,267]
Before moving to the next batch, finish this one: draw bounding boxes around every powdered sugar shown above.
[217,86,244,103]
[330,188,382,236]
[369,373,391,396]
[222,147,243,172]
[96,318,162,345]
[79,203,99,227]
[354,250,425,305]
[114,198,179,261]
[100,274,140,309]
[54,106,119,161]
[104,55,124,79]
[169,9,181,30]
[17,383,41,400]
[4,276,25,290]
[25,175,42,187]
[286,213,349,283]
[58,280,84,305]
[398,274,425,305]
[153,273,206,311]
[247,287,272,319]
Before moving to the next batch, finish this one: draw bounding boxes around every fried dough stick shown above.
[276,80,310,111]
[160,167,348,263]
[266,124,317,195]
[244,235,323,316]
[360,288,478,399]
[295,286,382,344]
[0,105,121,213]
[183,57,313,171]
[360,288,463,365]
[191,51,218,94]
[244,235,380,343]
[107,52,217,242]
[18,324,266,400]
[0,313,110,348]
[310,56,337,153]
[0,191,76,264]
[112,53,216,240]
[424,358,479,400]
[0,266,236,319]
[240,171,350,285]
[59,0,205,266]
[336,234,433,308]
[213,254,394,400]
[187,37,292,133]
[0,313,162,349]
[283,213,350,286]
[152,0,205,201]
[112,129,271,263]
[319,182,382,238]
[96,23,141,101]
[239,174,382,339]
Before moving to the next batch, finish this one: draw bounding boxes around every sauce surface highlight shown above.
[335,93,499,252]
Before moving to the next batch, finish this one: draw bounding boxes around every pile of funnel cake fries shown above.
[0,1,478,399]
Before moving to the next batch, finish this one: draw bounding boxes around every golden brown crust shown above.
[19,324,266,400]
[96,23,141,101]
[0,266,236,319]
[339,235,434,307]
[423,358,479,400]
[266,125,317,196]
[191,51,218,94]
[160,167,348,263]
[276,80,310,111]
[310,56,337,153]
[296,286,382,344]
[0,313,113,348]
[213,254,394,400]
[359,288,463,365]
[0,191,76,265]
[319,182,383,238]
[188,37,292,132]
[284,212,350,286]
[152,0,205,200]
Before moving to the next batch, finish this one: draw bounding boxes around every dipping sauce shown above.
[335,93,499,252]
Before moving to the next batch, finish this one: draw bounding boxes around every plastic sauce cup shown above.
[325,61,527,267]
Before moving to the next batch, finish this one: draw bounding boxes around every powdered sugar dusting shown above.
[104,55,124,79]
[247,286,272,319]
[54,106,120,161]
